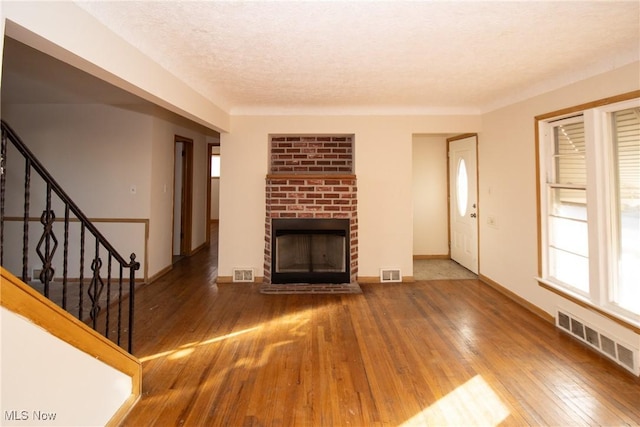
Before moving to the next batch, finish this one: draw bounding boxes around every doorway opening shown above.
[411,133,479,280]
[447,134,479,274]
[173,136,193,262]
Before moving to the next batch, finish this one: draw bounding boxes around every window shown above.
[546,116,589,292]
[211,154,220,178]
[456,158,469,217]
[537,94,640,324]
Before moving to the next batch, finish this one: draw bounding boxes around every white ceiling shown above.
[4,1,640,116]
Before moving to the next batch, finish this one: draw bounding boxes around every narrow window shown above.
[211,154,221,178]
[547,117,589,293]
[611,107,640,313]
[456,158,468,217]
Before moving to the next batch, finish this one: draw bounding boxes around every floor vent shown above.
[380,269,401,283]
[556,309,639,376]
[232,268,254,283]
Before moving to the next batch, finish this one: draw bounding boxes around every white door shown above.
[449,135,478,274]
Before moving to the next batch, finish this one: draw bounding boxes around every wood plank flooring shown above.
[123,232,640,426]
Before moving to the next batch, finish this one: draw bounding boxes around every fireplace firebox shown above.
[271,218,350,284]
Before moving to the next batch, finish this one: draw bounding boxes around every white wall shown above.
[479,61,640,346]
[219,115,480,280]
[412,134,449,256]
[1,307,131,426]
[2,104,152,218]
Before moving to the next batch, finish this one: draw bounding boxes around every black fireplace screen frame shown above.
[271,218,350,284]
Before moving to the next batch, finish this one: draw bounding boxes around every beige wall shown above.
[219,115,480,281]
[479,61,640,345]
[412,134,449,256]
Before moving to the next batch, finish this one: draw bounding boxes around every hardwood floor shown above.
[123,233,640,426]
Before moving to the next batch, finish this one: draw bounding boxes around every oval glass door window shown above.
[456,158,468,217]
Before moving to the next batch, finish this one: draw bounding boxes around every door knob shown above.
[470,213,477,218]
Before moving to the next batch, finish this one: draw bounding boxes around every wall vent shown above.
[232,268,254,283]
[380,269,401,283]
[617,344,635,371]
[601,335,617,359]
[556,309,639,376]
[558,311,571,331]
[570,318,585,340]
[584,326,599,347]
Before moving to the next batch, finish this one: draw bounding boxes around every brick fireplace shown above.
[264,135,358,284]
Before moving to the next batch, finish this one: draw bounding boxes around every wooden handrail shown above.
[1,266,141,425]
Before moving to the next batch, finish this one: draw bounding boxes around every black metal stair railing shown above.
[0,120,140,353]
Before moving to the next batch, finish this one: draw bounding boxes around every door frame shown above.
[446,133,479,273]
[174,135,194,257]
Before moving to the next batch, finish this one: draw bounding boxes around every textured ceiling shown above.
[12,1,640,115]
[74,0,640,114]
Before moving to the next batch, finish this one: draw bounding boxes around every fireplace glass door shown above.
[276,233,346,273]
[271,218,350,284]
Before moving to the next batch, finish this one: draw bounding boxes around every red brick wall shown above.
[270,136,354,174]
[265,135,357,284]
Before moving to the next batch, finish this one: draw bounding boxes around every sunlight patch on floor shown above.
[138,307,317,363]
[401,375,510,426]
[139,326,262,362]
[167,347,195,360]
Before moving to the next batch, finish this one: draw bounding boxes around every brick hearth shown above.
[264,135,358,284]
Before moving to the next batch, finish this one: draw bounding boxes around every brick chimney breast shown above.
[265,135,357,284]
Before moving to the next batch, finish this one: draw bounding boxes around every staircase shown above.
[1,119,140,352]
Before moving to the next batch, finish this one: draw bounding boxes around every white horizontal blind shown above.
[554,120,586,188]
[613,108,640,202]
[547,117,589,291]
